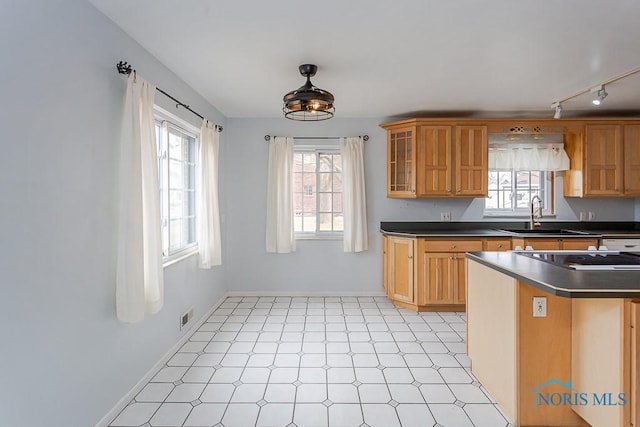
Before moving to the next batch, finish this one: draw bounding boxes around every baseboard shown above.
[226,291,387,297]
[95,291,230,427]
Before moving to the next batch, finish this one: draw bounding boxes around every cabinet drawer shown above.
[484,239,512,251]
[421,239,483,252]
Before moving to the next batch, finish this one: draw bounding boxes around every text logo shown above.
[532,378,626,407]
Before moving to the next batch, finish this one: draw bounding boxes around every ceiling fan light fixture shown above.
[590,85,608,105]
[283,64,335,121]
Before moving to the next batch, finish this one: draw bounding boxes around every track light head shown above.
[591,85,608,105]
[551,102,562,119]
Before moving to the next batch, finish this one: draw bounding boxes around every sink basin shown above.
[499,228,592,235]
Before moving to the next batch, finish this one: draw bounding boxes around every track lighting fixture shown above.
[549,65,640,117]
[590,85,608,105]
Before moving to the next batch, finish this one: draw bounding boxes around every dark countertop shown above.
[466,251,640,298]
[380,221,640,239]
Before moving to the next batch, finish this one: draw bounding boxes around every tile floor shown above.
[109,296,511,427]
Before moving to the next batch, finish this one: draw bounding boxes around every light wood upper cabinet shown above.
[455,126,488,196]
[417,126,452,196]
[387,126,417,197]
[383,120,488,198]
[584,124,623,196]
[564,122,640,198]
[624,124,640,196]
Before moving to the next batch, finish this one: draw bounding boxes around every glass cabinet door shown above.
[388,128,414,195]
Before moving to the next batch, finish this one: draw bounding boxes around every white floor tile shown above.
[388,384,425,403]
[354,367,385,383]
[222,403,260,427]
[182,367,215,383]
[269,367,299,383]
[149,403,191,427]
[200,383,235,403]
[450,384,491,403]
[327,384,359,403]
[362,403,401,427]
[328,404,363,427]
[182,403,226,426]
[293,403,329,427]
[231,383,266,402]
[110,403,160,426]
[358,384,391,403]
[396,403,436,427]
[327,367,355,383]
[108,300,512,427]
[135,383,174,402]
[429,403,474,427]
[256,403,294,427]
[240,367,271,383]
[165,383,206,402]
[420,384,456,403]
[464,403,509,427]
[296,383,327,402]
[383,367,414,383]
[264,383,296,402]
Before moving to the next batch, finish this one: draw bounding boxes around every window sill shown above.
[295,234,343,241]
[483,212,556,219]
[163,248,198,268]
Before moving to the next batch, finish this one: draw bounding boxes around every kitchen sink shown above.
[499,228,593,235]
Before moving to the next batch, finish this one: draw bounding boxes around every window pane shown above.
[332,172,342,192]
[333,214,344,231]
[333,193,342,213]
[293,153,303,173]
[333,154,342,172]
[319,154,332,172]
[169,219,184,251]
[168,131,183,160]
[302,213,316,232]
[303,153,316,172]
[319,193,332,212]
[169,160,184,189]
[319,172,332,192]
[319,213,332,231]
[169,190,185,218]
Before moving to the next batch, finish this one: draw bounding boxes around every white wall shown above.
[0,1,227,426]
[223,118,637,293]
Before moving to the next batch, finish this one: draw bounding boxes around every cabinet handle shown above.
[452,245,456,249]
[497,244,502,248]
[408,255,413,259]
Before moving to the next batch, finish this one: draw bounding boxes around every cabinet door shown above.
[388,237,415,303]
[418,252,455,305]
[387,127,417,197]
[624,124,640,196]
[584,125,623,196]
[631,302,639,427]
[382,236,389,294]
[560,239,598,250]
[455,126,488,196]
[452,254,466,305]
[417,126,452,196]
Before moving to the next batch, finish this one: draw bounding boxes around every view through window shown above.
[293,150,343,236]
[485,170,550,214]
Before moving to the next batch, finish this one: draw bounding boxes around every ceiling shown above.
[89,0,640,119]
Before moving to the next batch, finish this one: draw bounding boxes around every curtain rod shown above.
[264,135,369,142]
[116,61,223,132]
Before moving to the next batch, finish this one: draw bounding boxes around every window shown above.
[485,170,552,215]
[155,110,199,259]
[293,149,343,236]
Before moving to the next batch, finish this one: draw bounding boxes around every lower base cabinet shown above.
[383,236,510,311]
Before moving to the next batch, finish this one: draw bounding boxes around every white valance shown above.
[489,142,570,171]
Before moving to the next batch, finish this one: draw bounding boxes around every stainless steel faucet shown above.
[530,195,543,228]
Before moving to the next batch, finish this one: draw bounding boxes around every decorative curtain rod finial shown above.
[117,61,133,75]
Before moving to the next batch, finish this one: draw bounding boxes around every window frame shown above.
[484,169,555,217]
[154,106,200,265]
[293,145,344,240]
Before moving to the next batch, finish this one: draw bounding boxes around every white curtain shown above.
[340,137,368,252]
[197,120,222,267]
[116,73,164,323]
[266,136,295,253]
[489,142,570,171]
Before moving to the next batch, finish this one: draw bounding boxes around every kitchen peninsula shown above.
[466,251,640,427]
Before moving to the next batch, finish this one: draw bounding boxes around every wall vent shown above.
[180,308,194,330]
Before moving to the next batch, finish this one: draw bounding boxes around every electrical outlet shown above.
[180,307,194,330]
[588,211,596,221]
[579,212,587,221]
[440,212,452,222]
[533,297,547,317]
